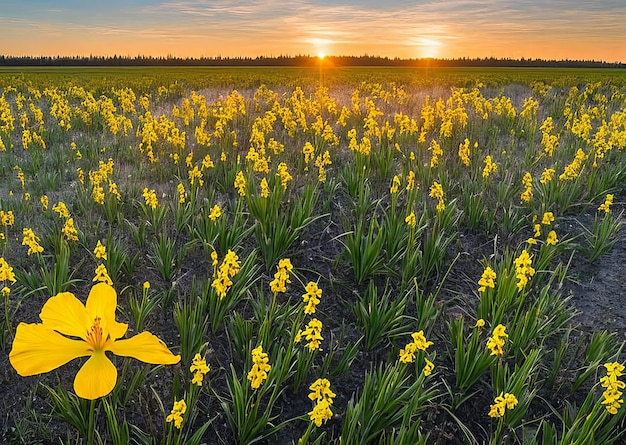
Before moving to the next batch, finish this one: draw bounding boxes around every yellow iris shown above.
[9,283,180,400]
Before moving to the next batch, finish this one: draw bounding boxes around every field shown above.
[0,66,626,444]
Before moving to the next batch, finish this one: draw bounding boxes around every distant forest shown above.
[0,54,624,68]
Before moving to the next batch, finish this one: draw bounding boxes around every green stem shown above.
[3,293,11,342]
[87,398,96,445]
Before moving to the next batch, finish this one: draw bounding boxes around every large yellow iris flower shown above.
[9,283,180,400]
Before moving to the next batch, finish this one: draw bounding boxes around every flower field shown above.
[0,66,626,444]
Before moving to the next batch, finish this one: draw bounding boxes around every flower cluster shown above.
[93,263,113,286]
[190,353,210,386]
[247,345,271,389]
[52,201,70,218]
[482,155,498,178]
[429,181,445,212]
[295,318,323,351]
[302,281,322,314]
[399,330,434,365]
[211,250,241,299]
[486,324,508,356]
[276,162,292,189]
[22,227,43,255]
[166,399,187,429]
[93,240,107,260]
[269,258,293,293]
[520,172,533,203]
[478,266,496,292]
[0,257,16,297]
[234,171,246,196]
[405,211,417,228]
[308,378,336,427]
[598,194,614,214]
[209,204,222,221]
[546,230,559,246]
[62,217,79,242]
[600,362,624,414]
[142,187,159,209]
[488,392,518,418]
[0,210,14,227]
[514,249,535,291]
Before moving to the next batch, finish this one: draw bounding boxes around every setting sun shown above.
[417,38,443,58]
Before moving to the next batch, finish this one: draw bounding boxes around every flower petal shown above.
[85,283,127,340]
[9,323,90,376]
[73,351,117,400]
[109,332,180,365]
[39,292,91,340]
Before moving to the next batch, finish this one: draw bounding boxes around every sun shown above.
[417,37,442,58]
[309,37,332,60]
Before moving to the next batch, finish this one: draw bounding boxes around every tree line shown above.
[0,54,623,68]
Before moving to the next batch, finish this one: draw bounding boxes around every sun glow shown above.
[417,37,442,58]
[310,37,333,59]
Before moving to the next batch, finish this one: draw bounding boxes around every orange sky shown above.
[2,0,625,62]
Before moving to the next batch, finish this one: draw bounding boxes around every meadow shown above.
[0,65,625,444]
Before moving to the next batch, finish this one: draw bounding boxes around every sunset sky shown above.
[2,0,625,62]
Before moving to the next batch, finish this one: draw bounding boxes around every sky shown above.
[1,0,625,62]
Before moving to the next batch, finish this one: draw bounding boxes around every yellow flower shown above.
[190,353,210,386]
[209,204,222,221]
[166,399,187,429]
[302,281,322,314]
[22,227,44,255]
[598,194,614,214]
[0,257,17,283]
[9,283,180,399]
[142,188,159,209]
[260,177,270,198]
[296,318,324,351]
[423,358,435,376]
[482,155,498,179]
[542,212,555,225]
[412,330,434,351]
[475,319,485,328]
[0,210,14,227]
[269,258,293,293]
[488,392,518,418]
[143,281,150,290]
[308,398,333,427]
[177,183,187,204]
[601,361,625,414]
[514,249,535,291]
[93,264,113,286]
[308,378,336,403]
[62,218,79,242]
[94,240,107,260]
[487,324,508,356]
[390,175,400,194]
[405,211,416,229]
[308,378,335,426]
[478,266,496,292]
[53,201,69,219]
[546,230,559,245]
[234,171,246,197]
[247,345,271,389]
[399,330,433,363]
